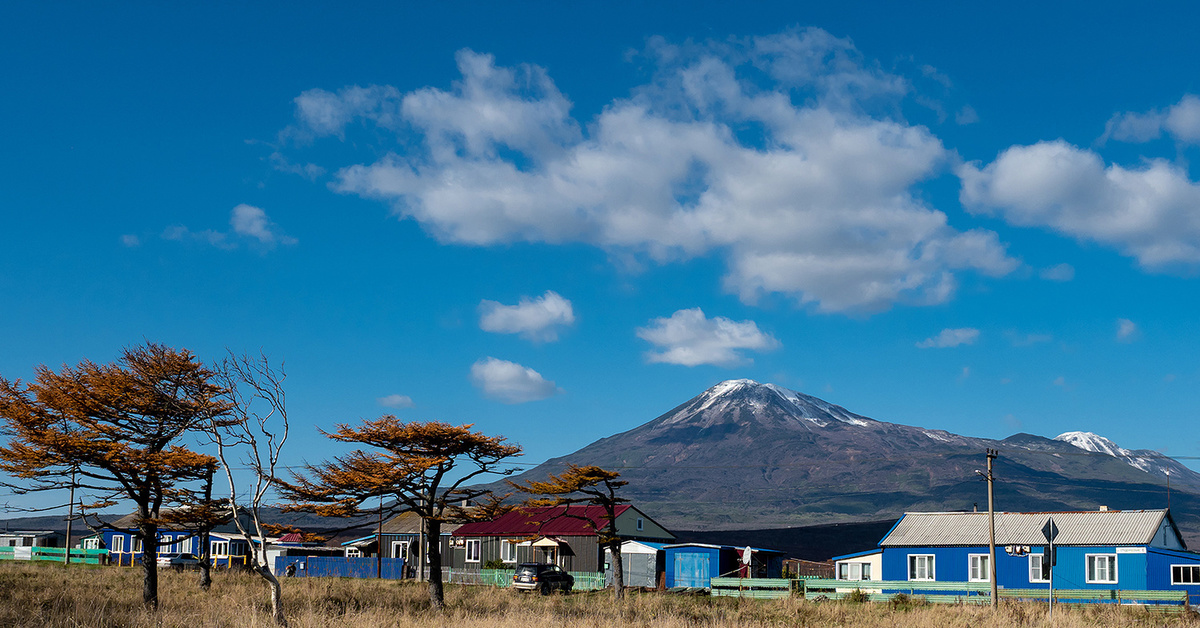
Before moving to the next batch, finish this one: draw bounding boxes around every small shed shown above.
[605,540,667,588]
[832,549,882,581]
[664,543,785,589]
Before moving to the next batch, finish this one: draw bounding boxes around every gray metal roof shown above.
[880,510,1173,547]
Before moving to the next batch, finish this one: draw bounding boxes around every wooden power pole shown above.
[985,449,998,608]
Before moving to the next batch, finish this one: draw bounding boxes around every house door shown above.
[674,553,709,588]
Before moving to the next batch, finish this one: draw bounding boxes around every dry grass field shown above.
[2,561,1197,628]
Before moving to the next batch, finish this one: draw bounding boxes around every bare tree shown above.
[212,351,290,627]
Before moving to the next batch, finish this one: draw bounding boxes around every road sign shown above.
[1042,518,1059,543]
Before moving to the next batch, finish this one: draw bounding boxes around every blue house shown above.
[98,508,255,567]
[879,508,1200,600]
[664,543,784,588]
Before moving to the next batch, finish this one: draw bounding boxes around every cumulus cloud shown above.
[960,140,1200,270]
[479,291,575,342]
[1116,318,1140,342]
[378,394,414,409]
[286,30,1017,313]
[162,205,297,251]
[916,327,980,348]
[469,357,561,404]
[1103,95,1200,145]
[636,308,779,367]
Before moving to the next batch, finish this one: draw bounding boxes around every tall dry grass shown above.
[1,561,1196,627]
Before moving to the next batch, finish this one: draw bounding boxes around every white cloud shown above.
[956,106,979,125]
[1039,263,1075,282]
[916,327,980,349]
[1116,318,1139,343]
[636,308,779,367]
[162,205,297,251]
[120,234,140,247]
[1103,95,1200,145]
[960,140,1200,270]
[1009,332,1053,347]
[289,31,1017,313]
[1036,262,1075,282]
[378,394,414,409]
[469,357,560,404]
[479,291,575,342]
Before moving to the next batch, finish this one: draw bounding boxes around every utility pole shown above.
[377,494,384,579]
[64,469,76,565]
[977,449,999,608]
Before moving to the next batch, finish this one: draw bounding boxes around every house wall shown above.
[1146,548,1200,601]
[835,552,882,581]
[883,545,1167,590]
[614,509,674,542]
[449,535,602,572]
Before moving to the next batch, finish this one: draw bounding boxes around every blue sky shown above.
[4,2,1200,509]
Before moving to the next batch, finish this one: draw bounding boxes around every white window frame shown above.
[1086,554,1118,584]
[111,536,124,553]
[133,537,142,553]
[211,540,230,557]
[1172,564,1200,585]
[345,547,362,558]
[465,539,481,563]
[1029,554,1049,583]
[391,540,409,560]
[968,554,990,582]
[83,537,100,550]
[838,561,871,581]
[501,540,517,563]
[908,554,935,581]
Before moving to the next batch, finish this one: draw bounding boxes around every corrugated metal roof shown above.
[880,510,1171,547]
[454,505,632,537]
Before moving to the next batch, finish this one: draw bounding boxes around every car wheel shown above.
[562,584,572,595]
[539,582,551,596]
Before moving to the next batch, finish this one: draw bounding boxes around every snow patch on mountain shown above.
[1054,431,1170,475]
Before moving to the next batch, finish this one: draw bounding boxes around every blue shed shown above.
[663,543,784,588]
[878,509,1200,601]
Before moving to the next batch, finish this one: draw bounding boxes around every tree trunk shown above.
[259,565,288,627]
[425,518,445,610]
[609,538,625,600]
[198,527,212,590]
[138,519,159,610]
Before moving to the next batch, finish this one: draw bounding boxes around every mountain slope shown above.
[500,379,1199,542]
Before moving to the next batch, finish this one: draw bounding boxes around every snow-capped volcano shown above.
[1055,431,1174,476]
[658,379,874,429]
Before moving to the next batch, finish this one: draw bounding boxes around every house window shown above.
[346,547,362,558]
[111,536,124,553]
[1086,554,1117,584]
[838,562,871,581]
[211,540,230,556]
[465,539,481,563]
[1172,565,1200,584]
[133,537,142,553]
[637,518,644,531]
[391,541,409,559]
[501,540,517,563]
[83,537,99,550]
[969,554,990,582]
[908,554,935,581]
[1029,554,1049,583]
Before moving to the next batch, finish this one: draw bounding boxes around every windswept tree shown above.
[280,418,522,610]
[510,464,630,599]
[211,351,291,626]
[0,343,235,610]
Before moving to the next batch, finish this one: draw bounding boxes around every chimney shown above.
[1099,506,1109,511]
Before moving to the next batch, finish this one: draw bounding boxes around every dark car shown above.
[512,562,574,594]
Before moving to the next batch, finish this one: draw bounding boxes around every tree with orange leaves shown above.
[510,464,630,599]
[279,417,521,609]
[0,343,236,610]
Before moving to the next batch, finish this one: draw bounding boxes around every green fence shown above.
[449,568,605,591]
[0,547,108,565]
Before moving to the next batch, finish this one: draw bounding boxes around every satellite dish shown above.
[741,546,753,566]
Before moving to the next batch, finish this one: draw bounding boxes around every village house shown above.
[450,504,674,573]
[96,508,256,567]
[877,508,1200,596]
[340,511,458,570]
